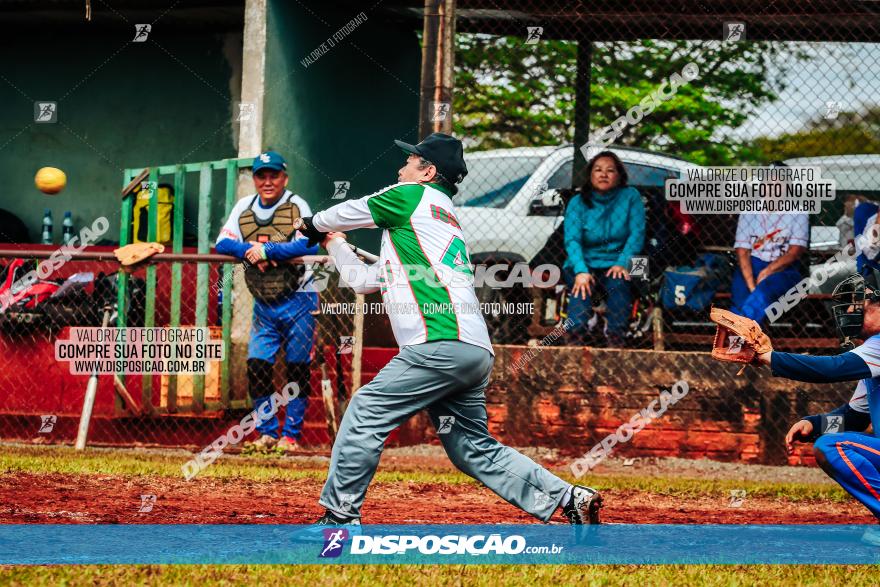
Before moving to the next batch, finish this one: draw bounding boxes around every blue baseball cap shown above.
[252,151,288,173]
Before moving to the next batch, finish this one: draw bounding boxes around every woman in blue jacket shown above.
[563,151,646,347]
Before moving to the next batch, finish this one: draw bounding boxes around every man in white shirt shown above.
[295,133,602,527]
[732,207,809,323]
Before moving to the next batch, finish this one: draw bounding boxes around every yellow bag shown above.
[132,183,174,244]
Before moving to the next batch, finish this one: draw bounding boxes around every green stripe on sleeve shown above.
[367,184,425,228]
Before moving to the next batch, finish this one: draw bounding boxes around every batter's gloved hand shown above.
[709,307,773,373]
[292,217,328,247]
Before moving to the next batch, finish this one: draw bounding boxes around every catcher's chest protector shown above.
[238,196,305,303]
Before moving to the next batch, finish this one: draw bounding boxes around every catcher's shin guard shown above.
[287,362,311,398]
[247,358,274,399]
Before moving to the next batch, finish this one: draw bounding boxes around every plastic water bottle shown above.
[62,211,74,245]
[41,210,53,245]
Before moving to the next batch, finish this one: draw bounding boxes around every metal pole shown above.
[572,39,593,188]
[419,0,456,139]
[0,249,329,264]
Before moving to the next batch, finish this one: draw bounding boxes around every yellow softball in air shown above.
[35,167,67,195]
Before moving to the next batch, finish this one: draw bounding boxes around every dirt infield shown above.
[1,471,874,525]
[0,444,873,526]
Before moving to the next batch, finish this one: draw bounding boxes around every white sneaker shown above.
[276,436,299,455]
[244,434,277,452]
[562,485,603,525]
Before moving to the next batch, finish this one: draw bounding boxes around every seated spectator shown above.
[731,175,808,323]
[854,199,880,284]
[836,194,866,248]
[563,151,645,347]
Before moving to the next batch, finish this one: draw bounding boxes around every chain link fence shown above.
[452,4,880,352]
[447,2,878,465]
[2,2,878,465]
[0,251,366,454]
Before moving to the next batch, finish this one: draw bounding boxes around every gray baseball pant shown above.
[318,339,570,521]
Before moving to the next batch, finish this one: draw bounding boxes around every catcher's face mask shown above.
[831,274,880,349]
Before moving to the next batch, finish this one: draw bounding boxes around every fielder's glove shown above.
[292,217,328,247]
[709,307,773,371]
[114,242,164,270]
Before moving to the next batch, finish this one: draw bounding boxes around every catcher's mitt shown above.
[710,307,773,368]
[114,242,164,269]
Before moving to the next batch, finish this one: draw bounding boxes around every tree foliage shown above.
[754,107,880,161]
[454,35,809,165]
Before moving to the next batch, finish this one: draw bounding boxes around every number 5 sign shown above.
[674,284,687,306]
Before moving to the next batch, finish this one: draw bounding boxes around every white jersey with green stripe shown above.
[313,181,493,355]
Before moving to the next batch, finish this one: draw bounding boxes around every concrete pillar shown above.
[230,0,269,402]
[238,0,267,159]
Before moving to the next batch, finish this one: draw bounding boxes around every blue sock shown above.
[281,396,308,439]
[252,394,280,438]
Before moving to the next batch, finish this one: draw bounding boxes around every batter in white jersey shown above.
[296,133,603,528]
[316,180,492,353]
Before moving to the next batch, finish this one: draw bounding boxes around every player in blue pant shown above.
[246,292,318,445]
[762,273,880,544]
[215,151,318,453]
[786,390,877,513]
[731,179,809,324]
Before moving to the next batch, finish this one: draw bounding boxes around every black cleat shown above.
[292,510,361,543]
[314,509,361,526]
[562,485,602,525]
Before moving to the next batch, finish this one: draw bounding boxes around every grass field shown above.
[4,563,880,586]
[2,444,880,585]
[0,444,855,502]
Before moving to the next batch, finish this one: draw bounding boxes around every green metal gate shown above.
[118,157,252,415]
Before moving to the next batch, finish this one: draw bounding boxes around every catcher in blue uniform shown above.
[711,274,880,545]
[215,151,318,453]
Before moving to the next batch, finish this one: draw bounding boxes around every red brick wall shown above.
[402,346,855,467]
